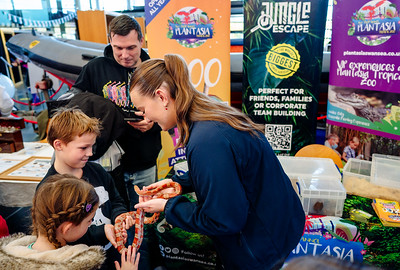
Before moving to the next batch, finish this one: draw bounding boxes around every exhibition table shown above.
[0,142,53,207]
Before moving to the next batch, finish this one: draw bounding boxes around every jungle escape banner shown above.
[327,0,400,141]
[243,0,329,155]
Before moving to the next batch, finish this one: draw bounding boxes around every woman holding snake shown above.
[131,54,305,270]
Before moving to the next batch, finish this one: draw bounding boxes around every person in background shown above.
[39,107,134,269]
[0,174,139,270]
[342,136,360,162]
[0,84,14,117]
[324,133,339,150]
[324,133,340,156]
[132,54,305,270]
[71,14,161,211]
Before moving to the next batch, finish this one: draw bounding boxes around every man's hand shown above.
[127,119,154,133]
[105,224,127,248]
[123,215,135,230]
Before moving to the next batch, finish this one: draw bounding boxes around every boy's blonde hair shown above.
[31,174,99,248]
[47,107,101,147]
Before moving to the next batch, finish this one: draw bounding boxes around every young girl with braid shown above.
[0,174,139,270]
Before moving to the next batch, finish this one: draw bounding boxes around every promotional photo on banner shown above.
[327,0,400,161]
[242,0,329,156]
[143,1,231,269]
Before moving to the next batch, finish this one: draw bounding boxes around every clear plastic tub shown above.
[371,154,400,189]
[343,158,371,184]
[298,177,346,217]
[277,156,342,194]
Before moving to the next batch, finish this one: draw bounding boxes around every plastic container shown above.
[277,156,342,194]
[277,156,341,181]
[343,158,371,185]
[371,154,400,189]
[297,177,347,217]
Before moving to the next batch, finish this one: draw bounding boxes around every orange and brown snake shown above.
[114,181,182,253]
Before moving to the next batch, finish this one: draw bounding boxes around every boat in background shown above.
[7,32,106,84]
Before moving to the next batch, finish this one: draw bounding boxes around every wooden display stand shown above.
[0,117,25,153]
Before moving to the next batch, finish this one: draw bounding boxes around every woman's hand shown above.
[135,198,168,213]
[115,246,140,270]
[143,178,173,191]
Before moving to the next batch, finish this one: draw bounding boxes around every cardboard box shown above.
[298,177,346,217]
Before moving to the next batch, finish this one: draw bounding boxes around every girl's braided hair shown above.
[31,174,99,248]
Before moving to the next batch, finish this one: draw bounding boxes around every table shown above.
[0,142,53,207]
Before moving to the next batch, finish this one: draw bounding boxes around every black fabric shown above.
[108,165,129,210]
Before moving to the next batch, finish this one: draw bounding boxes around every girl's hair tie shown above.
[84,202,92,213]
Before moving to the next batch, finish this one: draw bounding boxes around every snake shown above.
[114,181,182,254]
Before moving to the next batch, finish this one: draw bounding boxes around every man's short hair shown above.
[108,14,143,41]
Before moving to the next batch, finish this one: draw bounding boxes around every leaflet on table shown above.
[372,198,400,227]
[0,156,27,173]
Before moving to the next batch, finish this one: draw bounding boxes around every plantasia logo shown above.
[348,0,400,46]
[167,7,214,48]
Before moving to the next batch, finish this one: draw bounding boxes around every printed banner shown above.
[145,0,231,103]
[287,215,366,263]
[243,0,329,156]
[327,0,400,142]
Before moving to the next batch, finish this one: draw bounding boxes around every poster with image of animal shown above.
[328,0,400,144]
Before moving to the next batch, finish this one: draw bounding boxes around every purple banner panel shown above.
[329,0,400,93]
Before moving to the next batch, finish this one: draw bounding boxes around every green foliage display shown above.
[343,195,400,269]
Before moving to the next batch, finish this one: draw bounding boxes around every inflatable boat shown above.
[7,32,106,83]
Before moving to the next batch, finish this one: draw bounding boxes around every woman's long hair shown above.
[130,54,264,146]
